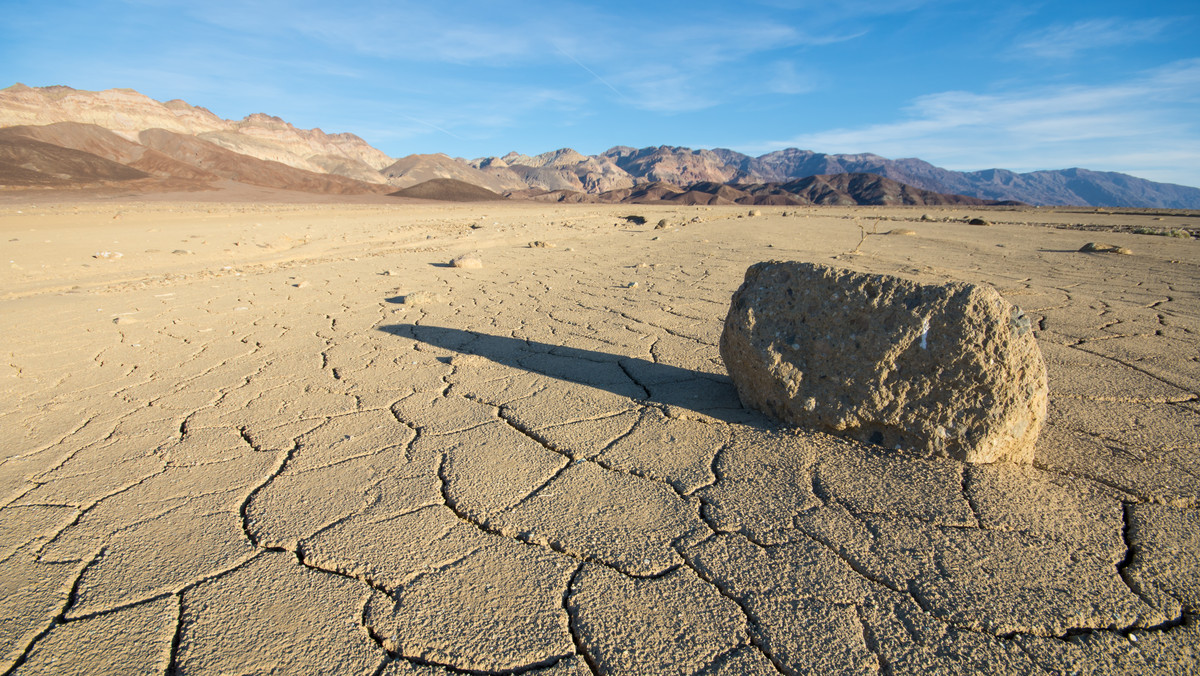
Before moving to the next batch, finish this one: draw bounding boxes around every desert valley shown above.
[1,85,1198,675]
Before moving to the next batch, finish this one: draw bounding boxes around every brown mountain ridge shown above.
[3,83,1198,206]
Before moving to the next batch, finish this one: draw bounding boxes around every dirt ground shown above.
[2,198,1197,674]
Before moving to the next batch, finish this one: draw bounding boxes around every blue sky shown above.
[3,0,1199,186]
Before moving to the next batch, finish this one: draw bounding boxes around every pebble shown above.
[1080,242,1132,255]
[451,253,484,269]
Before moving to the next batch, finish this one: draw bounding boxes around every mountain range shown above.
[2,83,1199,208]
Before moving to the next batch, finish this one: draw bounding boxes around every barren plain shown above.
[1,199,1197,675]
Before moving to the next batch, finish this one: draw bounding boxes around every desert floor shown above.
[1,199,1198,675]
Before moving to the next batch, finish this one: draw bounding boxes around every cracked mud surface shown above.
[2,202,1198,674]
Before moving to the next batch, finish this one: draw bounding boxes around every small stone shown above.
[968,218,991,226]
[112,316,137,325]
[450,253,484,269]
[172,249,193,255]
[627,282,639,289]
[529,241,554,248]
[293,281,309,288]
[720,261,1048,464]
[401,291,439,305]
[1080,242,1132,255]
[749,210,762,217]
[655,219,669,229]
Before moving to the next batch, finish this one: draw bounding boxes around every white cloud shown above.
[767,61,818,95]
[756,59,1200,186]
[1014,18,1171,59]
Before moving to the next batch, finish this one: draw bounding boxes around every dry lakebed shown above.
[1,200,1198,675]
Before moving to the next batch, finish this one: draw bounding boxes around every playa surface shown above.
[2,199,1197,674]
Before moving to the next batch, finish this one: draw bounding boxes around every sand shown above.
[1,199,1197,674]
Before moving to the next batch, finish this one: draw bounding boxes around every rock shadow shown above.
[378,324,758,424]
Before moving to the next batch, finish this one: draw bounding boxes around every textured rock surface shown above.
[720,261,1048,464]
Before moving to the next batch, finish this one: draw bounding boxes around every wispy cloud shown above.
[1014,17,1172,59]
[754,59,1200,185]
[177,0,858,115]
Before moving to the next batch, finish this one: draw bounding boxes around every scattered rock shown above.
[623,215,647,226]
[920,214,933,222]
[888,228,917,236]
[968,218,991,226]
[720,261,1048,464]
[749,210,762,217]
[655,219,669,229]
[450,253,484,269]
[1080,242,1132,255]
[529,241,554,248]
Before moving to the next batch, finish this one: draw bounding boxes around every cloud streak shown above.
[758,59,1200,185]
[1014,17,1172,59]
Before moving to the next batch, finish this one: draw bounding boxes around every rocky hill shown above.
[516,173,1015,207]
[0,122,388,195]
[0,83,392,184]
[3,83,1198,206]
[473,145,1200,208]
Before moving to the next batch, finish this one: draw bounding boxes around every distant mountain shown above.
[521,173,1015,207]
[471,145,1200,209]
[0,122,387,194]
[3,83,1198,207]
[381,153,525,192]
[0,132,150,186]
[389,178,503,202]
[0,83,392,183]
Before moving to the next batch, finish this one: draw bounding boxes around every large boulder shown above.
[719,262,1048,464]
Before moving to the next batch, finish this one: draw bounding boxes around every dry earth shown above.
[1,199,1198,675]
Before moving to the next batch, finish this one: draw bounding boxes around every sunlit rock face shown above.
[720,261,1048,464]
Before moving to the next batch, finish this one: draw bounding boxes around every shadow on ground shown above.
[378,323,760,424]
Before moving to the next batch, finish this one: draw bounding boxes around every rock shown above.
[719,261,1048,464]
[623,215,647,226]
[968,218,990,226]
[888,228,917,236]
[1080,242,1132,255]
[401,291,439,305]
[450,253,484,269]
[749,210,762,217]
[529,241,554,248]
[655,219,669,229]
